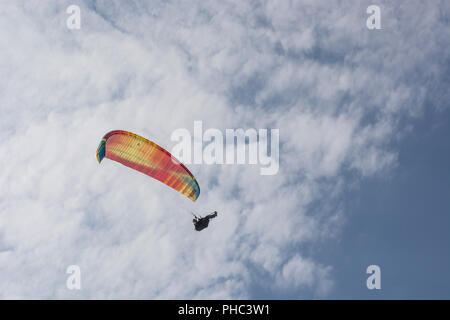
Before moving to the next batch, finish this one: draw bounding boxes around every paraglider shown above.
[192,211,218,231]
[96,130,217,231]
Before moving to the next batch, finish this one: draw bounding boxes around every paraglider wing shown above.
[96,130,200,201]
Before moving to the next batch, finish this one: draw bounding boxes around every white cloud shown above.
[278,255,334,298]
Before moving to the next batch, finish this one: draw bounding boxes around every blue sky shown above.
[0,0,449,299]
[250,109,450,299]
[322,108,450,299]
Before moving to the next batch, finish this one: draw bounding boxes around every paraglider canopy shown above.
[96,130,200,201]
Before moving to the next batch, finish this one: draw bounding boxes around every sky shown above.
[0,0,449,299]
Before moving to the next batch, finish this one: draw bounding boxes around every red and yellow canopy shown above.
[96,130,200,201]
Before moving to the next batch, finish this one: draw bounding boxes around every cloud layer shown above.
[0,0,449,298]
